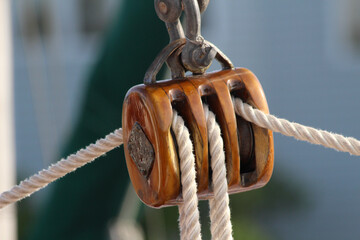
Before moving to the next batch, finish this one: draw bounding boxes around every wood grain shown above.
[122,68,274,208]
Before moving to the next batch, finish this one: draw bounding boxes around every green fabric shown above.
[28,1,168,239]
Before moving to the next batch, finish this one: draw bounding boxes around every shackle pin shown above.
[149,0,233,84]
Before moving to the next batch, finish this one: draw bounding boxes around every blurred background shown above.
[1,0,360,239]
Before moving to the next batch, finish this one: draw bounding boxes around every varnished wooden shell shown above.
[122,68,274,208]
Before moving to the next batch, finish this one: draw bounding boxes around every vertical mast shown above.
[0,0,17,239]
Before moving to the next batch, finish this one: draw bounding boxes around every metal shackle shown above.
[122,69,274,208]
[154,0,216,76]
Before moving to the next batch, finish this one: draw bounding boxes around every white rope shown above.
[1,96,360,240]
[233,97,360,156]
[203,105,233,240]
[0,128,123,210]
[171,110,202,240]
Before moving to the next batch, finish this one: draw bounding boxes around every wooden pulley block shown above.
[122,68,274,208]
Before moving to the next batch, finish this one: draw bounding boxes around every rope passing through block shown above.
[1,93,360,210]
[172,110,202,240]
[233,98,360,156]
[203,104,233,240]
[172,105,234,240]
[122,69,275,208]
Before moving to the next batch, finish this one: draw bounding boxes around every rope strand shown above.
[233,97,360,156]
[203,104,233,240]
[0,128,123,209]
[172,110,202,240]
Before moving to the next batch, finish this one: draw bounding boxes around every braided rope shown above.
[203,105,233,240]
[233,98,360,156]
[172,111,202,240]
[0,128,123,209]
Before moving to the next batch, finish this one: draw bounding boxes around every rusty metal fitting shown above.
[153,0,217,76]
[143,38,233,85]
[181,37,217,74]
[180,0,216,73]
[154,0,182,23]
